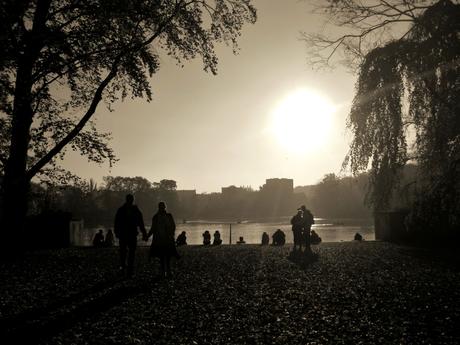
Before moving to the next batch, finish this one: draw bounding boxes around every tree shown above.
[0,0,257,247]
[306,0,459,235]
[157,179,177,191]
[103,176,152,193]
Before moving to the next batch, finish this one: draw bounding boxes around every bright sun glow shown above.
[270,89,335,153]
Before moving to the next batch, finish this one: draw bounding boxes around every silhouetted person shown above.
[236,236,246,244]
[291,209,304,251]
[213,230,222,245]
[261,232,269,245]
[354,232,363,241]
[93,229,104,248]
[114,194,147,277]
[310,230,322,245]
[203,230,211,245]
[300,205,315,254]
[147,202,177,278]
[272,229,285,246]
[176,231,187,246]
[104,229,114,247]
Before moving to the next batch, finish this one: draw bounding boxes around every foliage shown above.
[345,0,459,212]
[295,173,371,218]
[305,0,448,70]
[103,176,152,193]
[307,1,460,237]
[0,0,257,183]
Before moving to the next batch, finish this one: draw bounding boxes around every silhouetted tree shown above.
[307,1,460,236]
[103,176,152,193]
[0,0,257,248]
[296,173,371,218]
[157,179,177,191]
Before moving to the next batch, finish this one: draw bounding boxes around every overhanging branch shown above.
[26,1,188,180]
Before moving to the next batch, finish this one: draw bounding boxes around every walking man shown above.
[114,194,147,277]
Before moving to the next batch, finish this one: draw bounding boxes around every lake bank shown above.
[76,218,375,246]
[1,242,459,344]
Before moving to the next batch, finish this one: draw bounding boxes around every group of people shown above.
[114,194,177,278]
[110,195,323,278]
[202,230,222,245]
[92,229,114,247]
[291,205,317,253]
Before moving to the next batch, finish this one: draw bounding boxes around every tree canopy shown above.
[0,0,257,181]
[307,0,460,236]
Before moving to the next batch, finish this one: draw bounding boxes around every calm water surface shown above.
[73,218,374,246]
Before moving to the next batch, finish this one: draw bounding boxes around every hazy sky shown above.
[62,0,357,193]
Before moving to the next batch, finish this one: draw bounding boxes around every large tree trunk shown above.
[0,55,35,253]
[0,0,51,254]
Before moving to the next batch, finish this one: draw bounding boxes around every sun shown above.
[270,88,335,154]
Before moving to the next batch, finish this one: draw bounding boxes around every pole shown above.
[229,223,232,245]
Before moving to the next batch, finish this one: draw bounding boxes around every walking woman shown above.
[147,201,177,278]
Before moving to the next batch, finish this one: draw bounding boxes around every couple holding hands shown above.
[114,195,177,278]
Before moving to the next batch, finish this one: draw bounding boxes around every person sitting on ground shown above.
[213,230,222,245]
[272,229,286,246]
[261,232,269,245]
[93,229,105,247]
[104,229,114,247]
[310,230,322,245]
[236,236,246,244]
[203,230,211,245]
[176,231,187,246]
[354,232,363,241]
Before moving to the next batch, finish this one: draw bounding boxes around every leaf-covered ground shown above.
[0,242,459,344]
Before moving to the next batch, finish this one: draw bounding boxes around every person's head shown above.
[182,231,186,235]
[158,201,166,212]
[299,205,307,212]
[98,229,103,234]
[239,236,244,241]
[125,194,134,205]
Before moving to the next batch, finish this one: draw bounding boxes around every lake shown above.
[72,218,374,246]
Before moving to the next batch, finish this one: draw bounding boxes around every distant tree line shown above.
[295,173,371,219]
[25,173,391,227]
[26,176,310,226]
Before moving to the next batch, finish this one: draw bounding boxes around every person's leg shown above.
[119,238,127,270]
[159,256,166,277]
[165,256,171,277]
[127,237,137,277]
[304,228,312,254]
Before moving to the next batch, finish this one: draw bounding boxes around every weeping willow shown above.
[345,0,460,234]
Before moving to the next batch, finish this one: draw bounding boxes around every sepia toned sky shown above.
[62,0,357,193]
